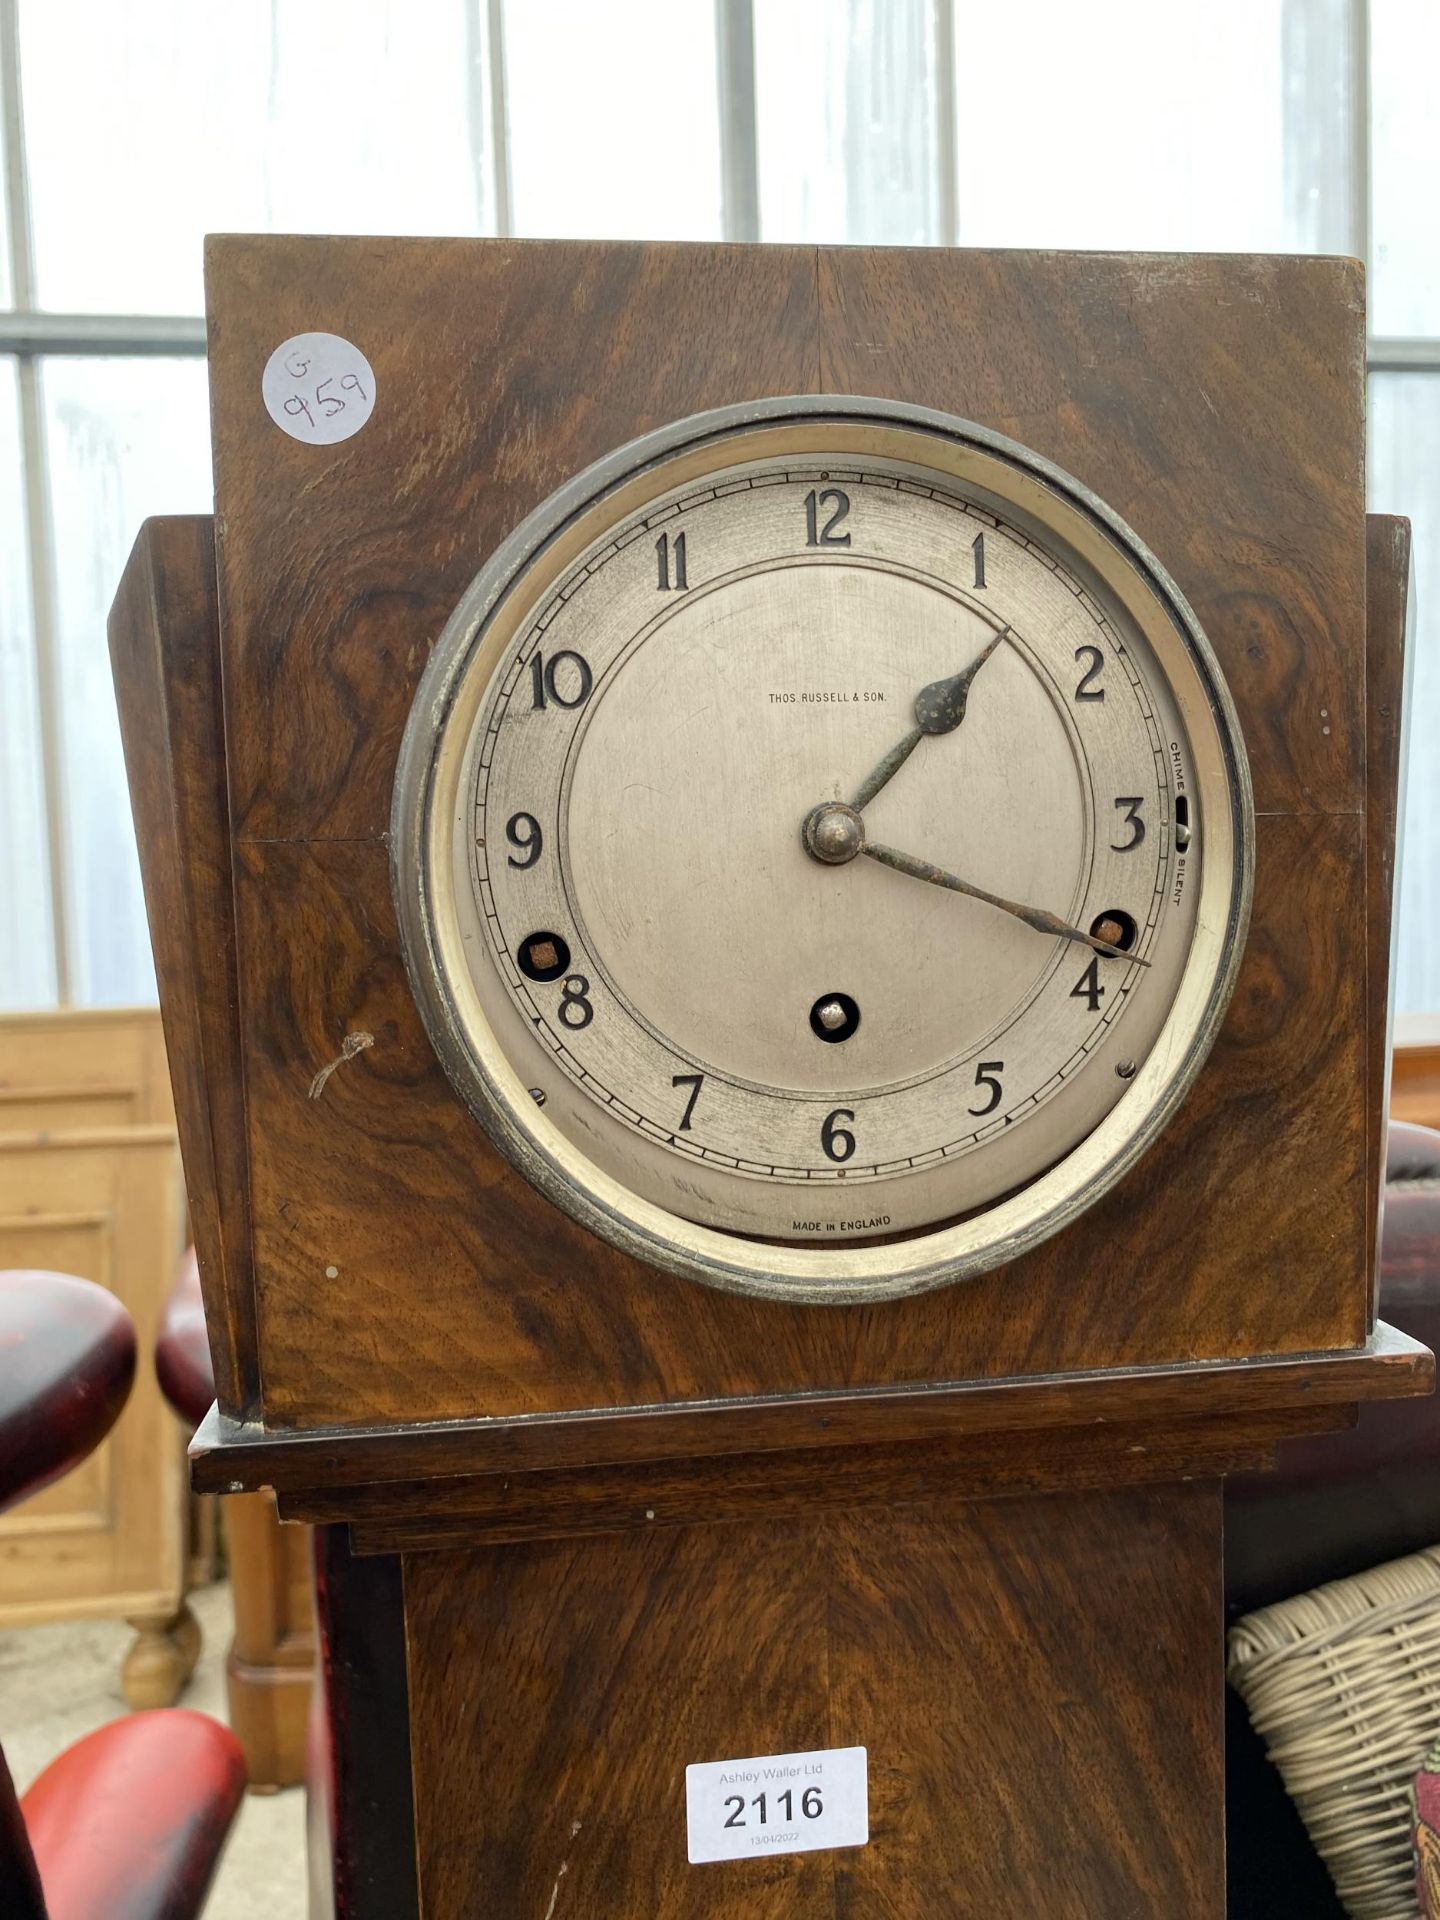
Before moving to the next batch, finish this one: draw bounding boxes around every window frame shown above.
[1,0,1434,1008]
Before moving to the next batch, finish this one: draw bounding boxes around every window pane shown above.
[755,0,942,245]
[0,94,12,308]
[1370,372,1440,1014]
[20,0,495,314]
[505,0,722,240]
[951,0,1356,254]
[1371,0,1440,335]
[42,356,212,1006]
[0,362,56,1008]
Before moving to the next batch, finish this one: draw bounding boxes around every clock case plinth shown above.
[110,241,1428,1918]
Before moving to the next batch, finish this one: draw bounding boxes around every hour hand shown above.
[849,626,1011,814]
[913,626,1010,734]
[862,841,1151,967]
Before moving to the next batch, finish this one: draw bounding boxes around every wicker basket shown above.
[1228,1546,1440,1917]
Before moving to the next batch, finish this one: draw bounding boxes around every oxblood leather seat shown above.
[0,1269,246,1920]
[19,1712,245,1920]
[0,1269,135,1514]
[156,1246,213,1429]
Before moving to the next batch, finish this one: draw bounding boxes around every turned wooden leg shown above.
[122,1604,200,1709]
[172,1599,203,1679]
[225,1489,314,1790]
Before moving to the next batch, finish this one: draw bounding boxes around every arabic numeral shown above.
[1074,645,1105,700]
[558,974,593,1029]
[972,530,986,588]
[968,1059,1004,1116]
[821,1107,856,1162]
[721,1783,823,1830]
[529,648,593,711]
[804,488,851,546]
[504,812,543,869]
[671,1073,704,1131]
[1070,957,1104,1012]
[1111,796,1146,851]
[656,529,688,589]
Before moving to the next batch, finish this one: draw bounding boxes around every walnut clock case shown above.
[111,239,1429,1919]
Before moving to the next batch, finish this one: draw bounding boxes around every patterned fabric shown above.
[1413,1737,1440,1914]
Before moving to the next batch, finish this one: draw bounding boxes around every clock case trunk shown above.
[109,241,1428,1917]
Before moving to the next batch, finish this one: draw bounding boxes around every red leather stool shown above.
[0,1269,246,1920]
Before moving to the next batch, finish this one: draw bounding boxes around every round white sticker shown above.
[262,332,376,446]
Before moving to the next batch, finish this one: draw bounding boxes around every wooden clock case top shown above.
[116,236,1423,1440]
[110,237,1429,1920]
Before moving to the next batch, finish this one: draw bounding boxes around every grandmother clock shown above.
[112,238,1428,1917]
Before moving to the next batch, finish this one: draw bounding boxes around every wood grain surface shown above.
[0,1005,174,1132]
[189,1322,1428,1501]
[229,810,1369,1427]
[404,1481,1225,1918]
[108,515,258,1415]
[187,239,1380,1429]
[208,240,820,844]
[338,1405,1349,1556]
[1364,516,1415,1306]
[1392,1043,1440,1133]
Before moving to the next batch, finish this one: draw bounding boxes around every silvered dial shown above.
[394,399,1251,1301]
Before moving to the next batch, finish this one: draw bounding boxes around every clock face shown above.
[394,399,1252,1302]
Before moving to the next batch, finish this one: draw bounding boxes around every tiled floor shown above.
[0,1579,306,1919]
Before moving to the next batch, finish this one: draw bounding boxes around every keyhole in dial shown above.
[809,992,861,1044]
[517,931,571,982]
[1089,909,1138,954]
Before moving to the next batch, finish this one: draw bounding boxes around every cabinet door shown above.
[0,1127,185,1625]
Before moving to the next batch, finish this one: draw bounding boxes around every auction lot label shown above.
[685,1745,868,1864]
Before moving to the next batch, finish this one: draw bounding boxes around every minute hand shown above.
[862,841,1151,967]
